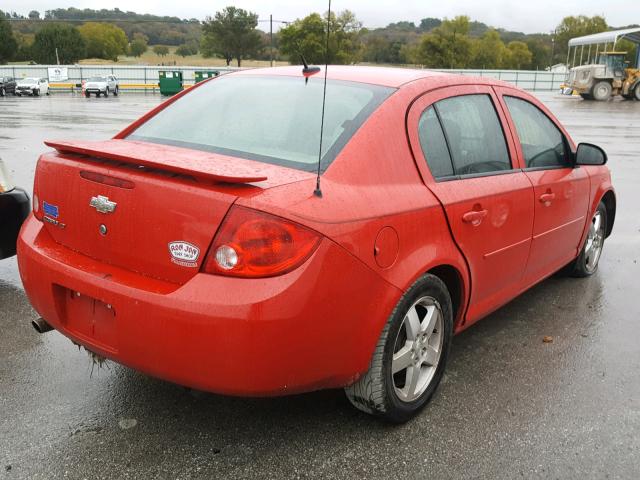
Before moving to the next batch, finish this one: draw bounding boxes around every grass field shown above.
[78,45,289,67]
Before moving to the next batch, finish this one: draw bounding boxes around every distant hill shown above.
[8,8,201,46]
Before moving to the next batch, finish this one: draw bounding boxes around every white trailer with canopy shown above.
[564,27,640,101]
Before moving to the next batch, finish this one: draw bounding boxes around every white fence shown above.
[0,65,238,88]
[0,65,566,92]
[435,69,566,92]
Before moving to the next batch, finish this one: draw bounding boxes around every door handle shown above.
[462,209,488,226]
[539,192,556,205]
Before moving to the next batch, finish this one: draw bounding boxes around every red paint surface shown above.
[18,67,615,395]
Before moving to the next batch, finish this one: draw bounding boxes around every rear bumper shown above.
[18,215,401,396]
[0,188,30,259]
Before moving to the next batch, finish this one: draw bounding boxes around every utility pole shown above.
[270,14,273,67]
[550,30,556,69]
[55,47,60,65]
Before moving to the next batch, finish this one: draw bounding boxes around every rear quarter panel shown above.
[239,80,471,328]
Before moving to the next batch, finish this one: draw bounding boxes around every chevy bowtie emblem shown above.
[89,195,117,214]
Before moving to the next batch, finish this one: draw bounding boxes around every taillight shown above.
[203,206,322,278]
[32,162,44,221]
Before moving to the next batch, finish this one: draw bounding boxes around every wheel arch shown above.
[601,189,616,238]
[426,263,468,331]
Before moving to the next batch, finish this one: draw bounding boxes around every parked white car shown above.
[16,78,49,96]
[84,75,119,98]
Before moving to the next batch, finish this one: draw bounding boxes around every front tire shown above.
[592,81,612,101]
[634,84,640,101]
[104,87,109,97]
[85,91,90,98]
[344,274,453,423]
[570,202,607,277]
[113,87,119,97]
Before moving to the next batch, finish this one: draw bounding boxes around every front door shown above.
[496,88,590,284]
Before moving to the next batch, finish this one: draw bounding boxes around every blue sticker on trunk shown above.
[43,201,59,219]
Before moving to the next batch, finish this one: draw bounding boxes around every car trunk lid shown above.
[36,139,313,285]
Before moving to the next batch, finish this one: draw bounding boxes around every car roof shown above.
[229,65,515,89]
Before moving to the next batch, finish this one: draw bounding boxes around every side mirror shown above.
[575,143,607,166]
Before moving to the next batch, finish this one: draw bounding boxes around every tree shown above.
[470,29,507,69]
[78,22,128,61]
[129,32,148,57]
[554,15,607,65]
[417,16,472,68]
[0,13,17,63]
[200,7,262,67]
[28,10,40,20]
[418,18,442,33]
[278,10,363,65]
[525,37,551,70]
[12,31,34,62]
[153,45,169,57]
[504,41,533,69]
[363,35,405,64]
[32,23,86,64]
[175,42,198,57]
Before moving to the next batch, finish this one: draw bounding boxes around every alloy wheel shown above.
[391,296,444,402]
[584,210,605,273]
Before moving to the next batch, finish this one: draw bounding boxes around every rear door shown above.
[495,87,589,283]
[407,85,534,324]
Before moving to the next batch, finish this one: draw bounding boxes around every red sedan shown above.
[18,67,615,422]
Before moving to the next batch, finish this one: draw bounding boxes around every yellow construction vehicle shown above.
[563,28,640,101]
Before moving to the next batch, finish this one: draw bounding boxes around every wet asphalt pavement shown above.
[1,91,639,479]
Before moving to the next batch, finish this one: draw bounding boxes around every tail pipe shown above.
[32,317,53,334]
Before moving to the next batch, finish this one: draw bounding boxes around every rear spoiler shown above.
[44,139,268,184]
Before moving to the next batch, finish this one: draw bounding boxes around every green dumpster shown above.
[194,70,220,83]
[158,70,183,96]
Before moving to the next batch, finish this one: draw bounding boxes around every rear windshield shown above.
[128,75,394,172]
[88,77,106,82]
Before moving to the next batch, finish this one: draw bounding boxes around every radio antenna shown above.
[313,0,331,198]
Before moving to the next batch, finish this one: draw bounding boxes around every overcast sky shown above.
[2,0,634,34]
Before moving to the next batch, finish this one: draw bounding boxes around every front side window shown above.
[434,94,511,176]
[504,96,569,169]
[128,75,394,172]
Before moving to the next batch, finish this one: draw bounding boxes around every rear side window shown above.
[435,94,511,176]
[418,107,455,179]
[128,76,394,172]
[504,96,569,168]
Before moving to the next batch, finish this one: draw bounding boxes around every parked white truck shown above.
[84,75,119,98]
[15,78,49,96]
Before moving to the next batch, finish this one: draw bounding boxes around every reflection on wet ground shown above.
[0,92,638,479]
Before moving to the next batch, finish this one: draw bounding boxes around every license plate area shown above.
[54,285,118,353]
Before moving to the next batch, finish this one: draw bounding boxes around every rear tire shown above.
[344,274,453,423]
[591,81,612,101]
[634,84,640,101]
[0,87,5,97]
[33,89,40,97]
[570,202,607,277]
[96,92,101,98]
